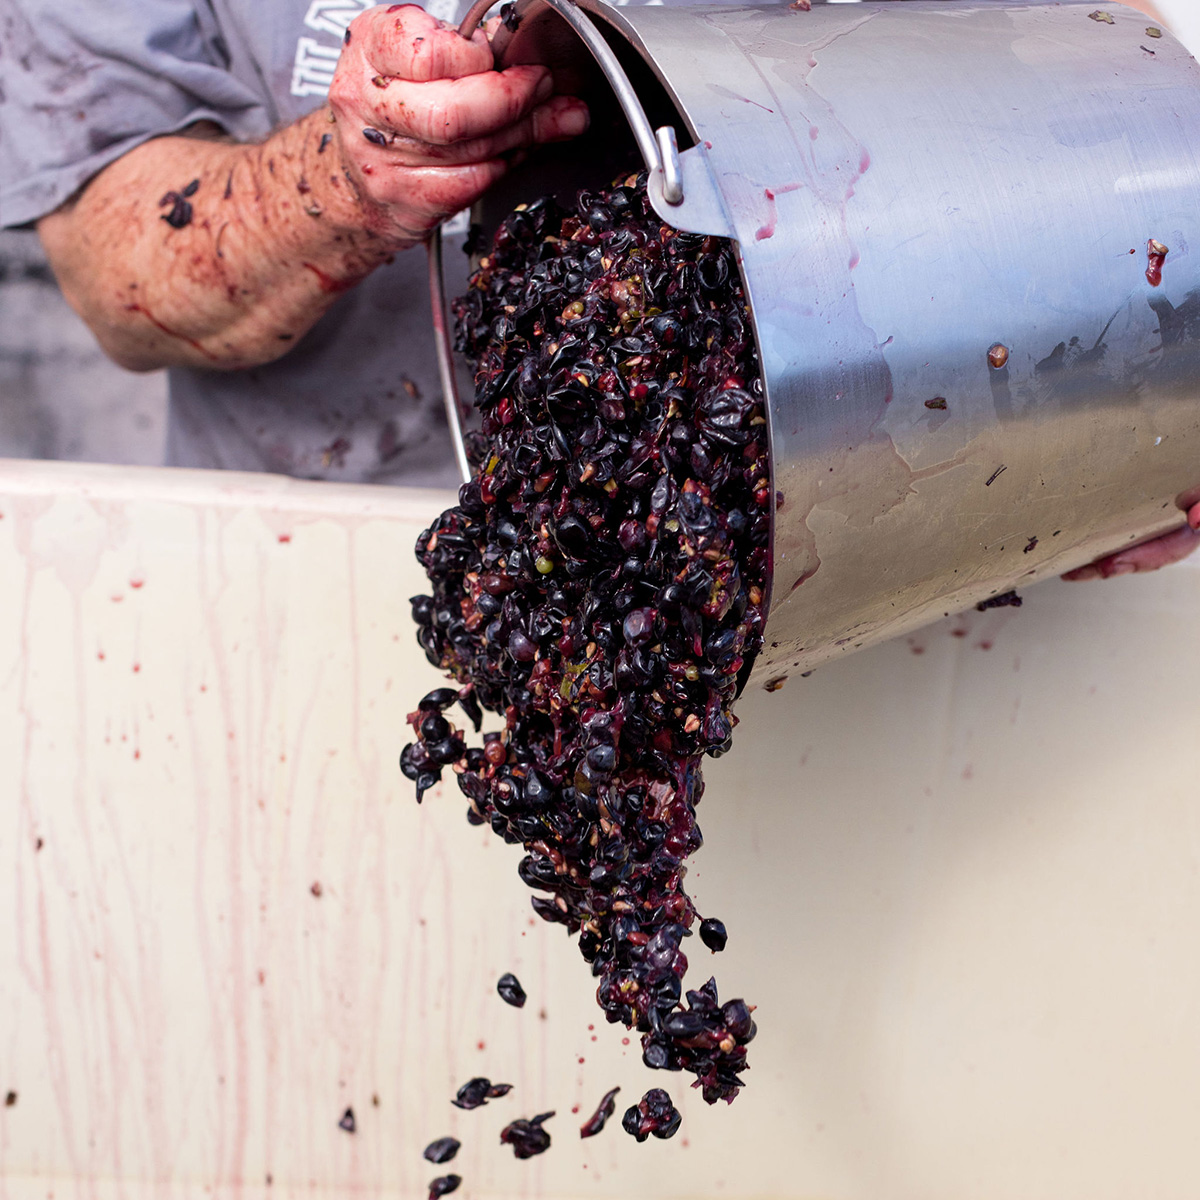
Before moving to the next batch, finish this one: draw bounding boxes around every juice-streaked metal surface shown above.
[491,0,1200,685]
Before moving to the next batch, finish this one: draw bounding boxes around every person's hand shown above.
[1062,498,1200,580]
[329,4,588,245]
[37,2,589,372]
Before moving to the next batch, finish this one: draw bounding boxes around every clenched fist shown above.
[330,3,588,244]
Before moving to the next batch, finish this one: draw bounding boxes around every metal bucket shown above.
[433,0,1200,686]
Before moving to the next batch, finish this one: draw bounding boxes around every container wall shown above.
[3,459,1200,1199]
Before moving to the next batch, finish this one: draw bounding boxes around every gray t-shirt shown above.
[0,0,489,485]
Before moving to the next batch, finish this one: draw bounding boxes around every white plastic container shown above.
[3,457,1200,1199]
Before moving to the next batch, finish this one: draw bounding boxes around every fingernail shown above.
[559,103,589,137]
[1062,565,1101,582]
[534,71,554,101]
[1106,560,1137,577]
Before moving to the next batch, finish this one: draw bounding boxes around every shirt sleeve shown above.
[0,0,272,228]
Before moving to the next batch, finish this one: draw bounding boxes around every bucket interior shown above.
[471,4,694,248]
[462,2,770,692]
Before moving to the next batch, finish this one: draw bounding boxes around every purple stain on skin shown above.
[158,182,198,229]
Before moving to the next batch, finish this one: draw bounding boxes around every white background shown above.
[1147,0,1200,51]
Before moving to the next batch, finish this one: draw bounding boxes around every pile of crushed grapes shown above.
[401,170,770,1191]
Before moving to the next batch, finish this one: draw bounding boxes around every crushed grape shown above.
[499,1111,554,1158]
[451,1077,509,1110]
[497,972,527,1007]
[423,1136,461,1164]
[976,589,1022,611]
[428,1174,462,1199]
[403,171,767,1105]
[580,1085,621,1138]
[622,1087,681,1142]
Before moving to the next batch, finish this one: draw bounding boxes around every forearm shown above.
[38,111,401,372]
[36,4,586,375]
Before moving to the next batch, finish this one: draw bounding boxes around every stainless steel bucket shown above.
[434,0,1200,686]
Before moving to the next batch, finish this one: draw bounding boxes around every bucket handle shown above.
[428,0,685,484]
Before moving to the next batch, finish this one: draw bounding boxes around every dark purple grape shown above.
[622,607,656,645]
[421,713,451,742]
[585,743,616,774]
[499,1111,554,1158]
[451,1078,492,1110]
[427,1174,461,1199]
[721,998,756,1041]
[976,589,1022,611]
[423,1137,460,1164]
[158,189,194,229]
[497,972,527,1008]
[622,1088,681,1142]
[507,630,538,662]
[580,1086,621,1138]
[663,1010,708,1037]
[403,171,767,1108]
[457,687,484,732]
[699,918,727,952]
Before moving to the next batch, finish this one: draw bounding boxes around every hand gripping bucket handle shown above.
[427,0,685,485]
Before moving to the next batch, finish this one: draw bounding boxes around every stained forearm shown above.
[38,110,399,372]
[36,4,587,376]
